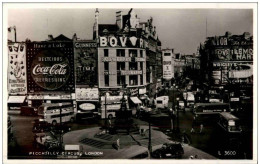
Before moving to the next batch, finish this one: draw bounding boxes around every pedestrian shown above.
[116,138,120,149]
[200,124,204,133]
[191,116,196,133]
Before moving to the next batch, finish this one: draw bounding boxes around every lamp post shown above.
[59,103,63,151]
[176,97,180,132]
[148,112,152,158]
[105,92,108,133]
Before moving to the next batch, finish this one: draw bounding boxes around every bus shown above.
[100,95,129,119]
[217,112,242,133]
[193,103,230,115]
[38,102,75,125]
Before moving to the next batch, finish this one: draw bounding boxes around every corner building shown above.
[94,9,161,99]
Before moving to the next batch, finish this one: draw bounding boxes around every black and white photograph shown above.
[3,2,257,163]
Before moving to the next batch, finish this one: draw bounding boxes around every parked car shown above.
[20,106,38,116]
[34,132,60,150]
[152,142,184,159]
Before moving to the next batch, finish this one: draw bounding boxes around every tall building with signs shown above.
[73,39,99,119]
[7,42,27,109]
[94,9,162,104]
[199,32,253,110]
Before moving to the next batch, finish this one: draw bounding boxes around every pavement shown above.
[63,125,216,159]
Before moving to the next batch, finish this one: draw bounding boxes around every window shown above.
[129,62,138,70]
[129,49,137,57]
[117,75,126,86]
[104,62,109,71]
[104,49,109,57]
[117,49,125,57]
[129,75,138,86]
[105,75,109,86]
[164,53,171,56]
[140,50,143,58]
[117,62,125,70]
[140,62,143,71]
[140,75,143,85]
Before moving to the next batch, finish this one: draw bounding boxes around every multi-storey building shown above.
[93,9,162,102]
[199,32,253,109]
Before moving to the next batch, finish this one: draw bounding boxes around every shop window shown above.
[104,49,109,57]
[117,49,125,57]
[117,62,125,70]
[129,75,138,86]
[129,62,138,70]
[117,75,126,86]
[105,75,109,86]
[104,62,109,71]
[129,49,137,57]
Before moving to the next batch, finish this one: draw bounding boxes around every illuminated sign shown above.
[8,43,27,95]
[215,48,253,60]
[120,70,142,75]
[99,36,145,48]
[162,51,173,80]
[74,42,97,48]
[76,88,99,100]
[27,42,74,92]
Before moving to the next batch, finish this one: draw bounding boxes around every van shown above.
[155,96,169,109]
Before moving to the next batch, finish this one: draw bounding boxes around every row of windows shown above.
[103,49,145,58]
[105,75,143,86]
[104,62,144,71]
[50,112,74,118]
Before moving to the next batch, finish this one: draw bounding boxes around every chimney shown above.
[48,35,53,41]
[116,11,122,29]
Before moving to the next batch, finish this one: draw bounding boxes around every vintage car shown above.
[32,119,51,133]
[152,142,184,159]
[34,132,60,150]
[20,106,38,116]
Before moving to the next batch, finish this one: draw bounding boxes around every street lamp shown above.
[104,92,109,133]
[176,98,180,132]
[58,103,63,151]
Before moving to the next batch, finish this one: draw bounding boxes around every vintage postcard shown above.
[2,2,257,164]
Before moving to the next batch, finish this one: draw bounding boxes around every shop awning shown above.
[130,97,142,104]
[8,96,26,103]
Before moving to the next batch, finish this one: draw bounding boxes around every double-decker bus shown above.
[193,103,230,123]
[38,102,75,125]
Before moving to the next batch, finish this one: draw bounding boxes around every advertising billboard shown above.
[74,41,97,86]
[26,42,74,92]
[162,51,173,80]
[8,43,27,95]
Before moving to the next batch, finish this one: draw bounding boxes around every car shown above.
[52,124,72,134]
[34,132,60,150]
[20,106,38,116]
[32,119,51,133]
[152,142,184,159]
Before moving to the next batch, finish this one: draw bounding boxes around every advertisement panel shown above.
[76,88,99,100]
[162,51,173,80]
[74,41,97,86]
[8,43,27,95]
[26,42,74,92]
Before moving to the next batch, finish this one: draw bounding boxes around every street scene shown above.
[6,5,254,160]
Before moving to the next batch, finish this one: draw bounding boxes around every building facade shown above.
[199,32,253,109]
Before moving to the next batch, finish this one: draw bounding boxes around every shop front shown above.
[75,88,99,120]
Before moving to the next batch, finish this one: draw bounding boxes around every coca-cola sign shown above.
[30,50,70,90]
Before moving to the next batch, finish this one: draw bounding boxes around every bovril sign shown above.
[99,36,145,48]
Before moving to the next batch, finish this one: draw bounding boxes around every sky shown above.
[8,8,253,54]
